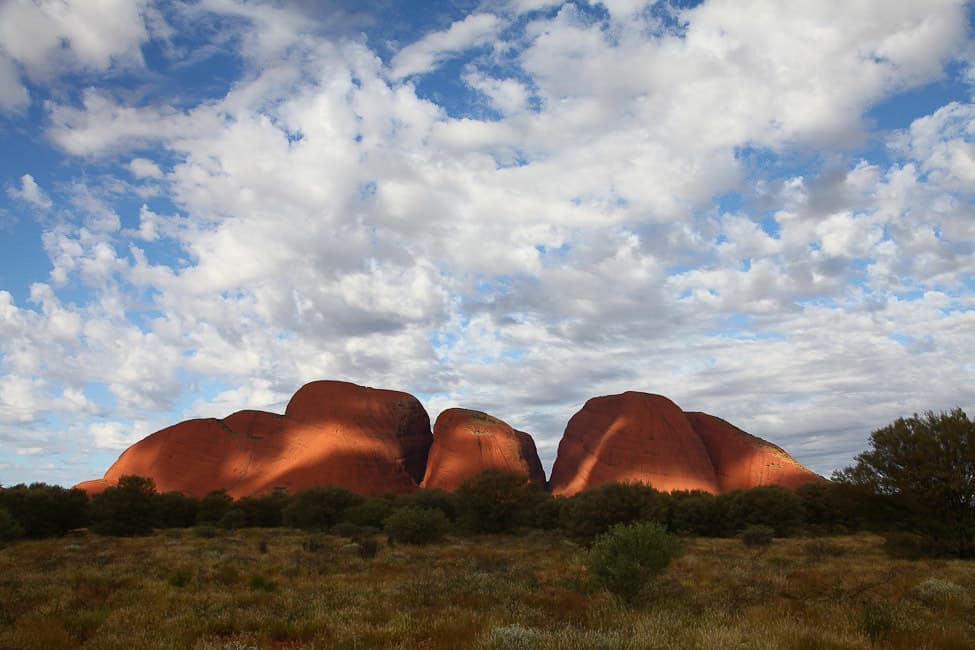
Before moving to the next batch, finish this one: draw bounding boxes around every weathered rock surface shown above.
[422,408,546,491]
[80,381,432,498]
[549,391,822,496]
[549,392,721,496]
[684,411,824,492]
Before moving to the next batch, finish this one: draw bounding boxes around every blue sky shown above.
[1,0,974,487]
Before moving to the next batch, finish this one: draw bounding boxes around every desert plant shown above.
[354,536,380,559]
[881,531,928,560]
[455,469,543,533]
[740,524,775,547]
[89,475,157,536]
[910,577,970,607]
[585,521,681,605]
[560,481,669,544]
[153,491,198,528]
[0,483,89,538]
[249,575,277,592]
[489,623,539,649]
[0,506,24,542]
[195,490,234,525]
[803,538,846,560]
[193,524,218,538]
[342,497,395,528]
[384,506,449,544]
[723,486,805,536]
[217,506,248,530]
[283,486,363,531]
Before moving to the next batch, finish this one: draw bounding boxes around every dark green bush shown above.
[454,469,543,534]
[249,575,277,592]
[332,522,380,538]
[153,491,198,528]
[882,531,929,560]
[283,486,364,531]
[342,497,395,528]
[236,489,288,527]
[217,506,248,530]
[384,506,449,544]
[585,521,681,605]
[0,506,24,542]
[560,482,670,544]
[89,475,157,536]
[195,490,234,525]
[723,486,805,536]
[193,525,218,538]
[355,536,380,559]
[0,483,89,538]
[668,491,722,536]
[740,524,775,547]
[395,488,458,521]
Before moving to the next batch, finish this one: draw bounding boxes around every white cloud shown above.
[129,158,163,179]
[0,54,28,113]
[7,174,52,210]
[390,13,504,80]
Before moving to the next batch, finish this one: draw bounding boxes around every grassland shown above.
[1,530,973,649]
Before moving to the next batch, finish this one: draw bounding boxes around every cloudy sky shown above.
[1,0,973,488]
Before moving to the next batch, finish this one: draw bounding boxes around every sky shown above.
[0,0,974,488]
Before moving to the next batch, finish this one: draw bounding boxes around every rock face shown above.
[685,411,823,492]
[549,391,821,496]
[422,408,546,491]
[85,381,432,498]
[549,392,721,496]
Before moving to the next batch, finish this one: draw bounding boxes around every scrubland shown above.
[1,530,973,649]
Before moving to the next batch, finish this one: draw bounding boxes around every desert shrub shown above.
[669,491,722,536]
[585,521,681,605]
[911,578,970,607]
[803,538,846,560]
[89,475,157,536]
[528,494,562,530]
[561,481,670,544]
[384,506,449,544]
[859,601,896,644]
[217,506,248,530]
[355,536,380,559]
[193,525,218,538]
[0,483,89,538]
[489,623,540,649]
[168,569,192,588]
[795,481,861,534]
[332,521,380,538]
[723,486,805,536]
[882,531,929,560]
[249,575,277,592]
[283,486,363,531]
[302,534,326,552]
[257,539,268,554]
[395,488,458,521]
[153,491,198,528]
[0,506,24,542]
[342,497,395,528]
[455,469,543,533]
[195,489,234,525]
[236,489,288,527]
[740,524,775,547]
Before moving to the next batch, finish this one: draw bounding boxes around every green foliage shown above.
[236,489,288,527]
[153,491,199,528]
[395,488,457,521]
[89,475,157,536]
[834,409,975,557]
[454,469,543,534]
[342,497,395,528]
[193,524,218,538]
[0,483,89,538]
[282,486,364,531]
[722,486,805,536]
[0,506,25,542]
[383,506,449,544]
[668,490,722,536]
[795,481,859,534]
[355,536,380,559]
[195,489,234,525]
[740,524,775,547]
[217,506,248,530]
[585,521,681,605]
[881,531,929,560]
[248,575,278,592]
[560,481,669,544]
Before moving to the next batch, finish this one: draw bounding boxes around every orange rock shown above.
[73,478,113,496]
[549,392,721,496]
[422,408,545,491]
[77,381,432,498]
[684,411,824,491]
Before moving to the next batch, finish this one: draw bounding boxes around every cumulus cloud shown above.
[7,174,52,210]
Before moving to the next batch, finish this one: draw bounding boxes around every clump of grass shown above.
[488,623,539,649]
[249,575,278,592]
[911,577,970,608]
[167,569,192,588]
[803,538,846,560]
[859,600,896,643]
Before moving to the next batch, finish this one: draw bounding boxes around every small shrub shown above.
[585,521,681,605]
[384,506,449,545]
[332,522,380,538]
[355,537,380,559]
[257,539,268,554]
[882,531,928,560]
[803,539,846,560]
[217,507,248,530]
[167,569,192,588]
[249,575,277,592]
[0,507,25,543]
[302,534,326,553]
[740,524,775,547]
[860,601,895,643]
[489,623,539,649]
[193,525,218,538]
[911,578,970,607]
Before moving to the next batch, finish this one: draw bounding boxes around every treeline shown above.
[0,470,908,548]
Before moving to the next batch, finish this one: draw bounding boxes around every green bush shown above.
[195,490,234,525]
[193,525,218,538]
[0,483,89,538]
[723,486,805,536]
[236,489,288,527]
[217,506,248,530]
[153,491,198,528]
[283,486,363,531]
[455,469,543,534]
[561,481,670,544]
[740,524,775,547]
[669,491,722,536]
[882,531,929,560]
[249,575,278,592]
[585,521,681,605]
[395,488,458,521]
[89,475,157,536]
[384,506,449,544]
[0,506,24,542]
[342,497,395,528]
[354,536,380,559]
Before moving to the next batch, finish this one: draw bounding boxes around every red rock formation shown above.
[73,478,112,496]
[685,411,823,491]
[77,381,432,498]
[422,408,545,491]
[549,392,721,496]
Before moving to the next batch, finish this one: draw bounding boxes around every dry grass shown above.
[0,531,973,649]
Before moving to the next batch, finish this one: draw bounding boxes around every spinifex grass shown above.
[0,530,973,649]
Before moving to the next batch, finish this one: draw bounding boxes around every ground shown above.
[1,530,973,649]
